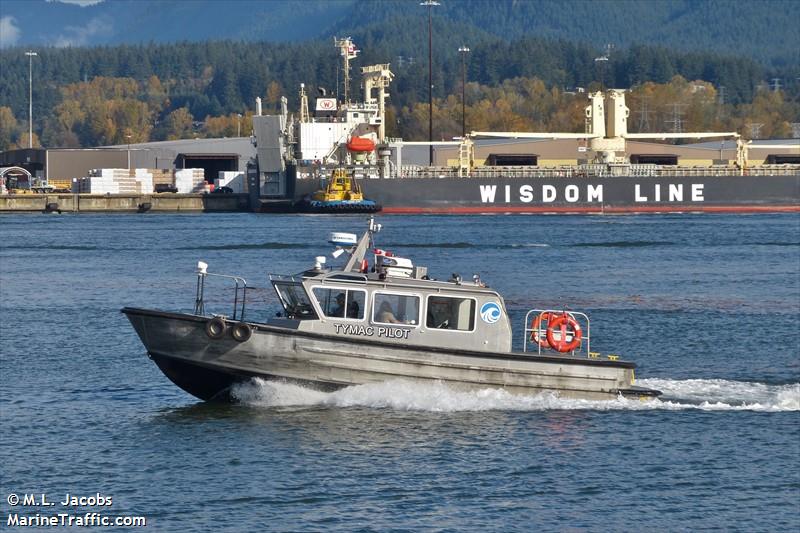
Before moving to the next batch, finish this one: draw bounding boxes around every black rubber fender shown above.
[205,316,228,340]
[231,322,252,342]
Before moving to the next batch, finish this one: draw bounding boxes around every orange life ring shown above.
[529,312,556,347]
[546,313,582,353]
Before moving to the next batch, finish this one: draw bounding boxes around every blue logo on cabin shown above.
[480,302,501,324]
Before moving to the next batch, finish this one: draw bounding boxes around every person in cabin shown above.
[331,292,361,319]
[427,297,452,329]
[331,293,346,317]
[376,301,401,323]
[346,298,360,319]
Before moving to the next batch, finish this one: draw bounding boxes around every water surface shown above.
[1,213,798,531]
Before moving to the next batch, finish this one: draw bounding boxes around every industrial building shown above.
[0,137,254,185]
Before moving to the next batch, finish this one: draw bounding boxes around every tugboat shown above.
[295,167,381,213]
[122,218,661,402]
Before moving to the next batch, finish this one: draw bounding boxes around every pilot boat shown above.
[122,219,661,402]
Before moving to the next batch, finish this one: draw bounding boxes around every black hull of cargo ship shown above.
[293,174,800,214]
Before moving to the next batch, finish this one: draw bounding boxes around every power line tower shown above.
[747,122,764,139]
[716,86,726,121]
[771,78,782,92]
[665,103,686,134]
[638,94,651,131]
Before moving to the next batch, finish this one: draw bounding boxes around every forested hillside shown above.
[4,0,799,67]
[1,0,798,149]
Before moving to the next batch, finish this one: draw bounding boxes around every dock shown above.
[0,193,251,213]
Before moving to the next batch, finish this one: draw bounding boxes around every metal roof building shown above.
[0,137,256,183]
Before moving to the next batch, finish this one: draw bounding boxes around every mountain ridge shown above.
[1,0,798,67]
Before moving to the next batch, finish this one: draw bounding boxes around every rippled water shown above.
[1,213,798,531]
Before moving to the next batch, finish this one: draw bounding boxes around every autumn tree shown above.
[53,77,154,146]
[13,132,41,149]
[0,107,19,151]
[734,89,799,139]
[265,81,284,111]
[203,112,252,138]
[144,75,169,117]
[163,107,194,140]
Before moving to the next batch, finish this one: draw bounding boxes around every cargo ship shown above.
[249,38,799,214]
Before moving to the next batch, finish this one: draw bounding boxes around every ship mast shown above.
[335,37,359,105]
[298,83,309,123]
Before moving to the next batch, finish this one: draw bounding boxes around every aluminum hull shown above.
[122,307,658,402]
[293,174,800,214]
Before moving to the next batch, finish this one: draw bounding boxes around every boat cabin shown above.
[270,271,512,353]
[268,222,512,353]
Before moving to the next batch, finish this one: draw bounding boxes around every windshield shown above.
[272,282,318,320]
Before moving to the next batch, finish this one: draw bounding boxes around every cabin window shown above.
[426,295,476,331]
[272,282,318,320]
[372,292,420,326]
[312,287,365,320]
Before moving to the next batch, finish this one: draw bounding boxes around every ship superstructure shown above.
[249,39,799,213]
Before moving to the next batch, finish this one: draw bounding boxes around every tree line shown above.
[0,37,798,150]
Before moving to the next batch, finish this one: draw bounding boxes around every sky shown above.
[1,0,108,48]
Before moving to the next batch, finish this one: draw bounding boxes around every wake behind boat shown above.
[122,218,660,402]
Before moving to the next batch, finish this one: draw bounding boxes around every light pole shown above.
[25,51,37,148]
[458,45,470,138]
[594,43,613,89]
[237,113,242,137]
[593,55,608,90]
[421,0,439,165]
[126,134,132,172]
